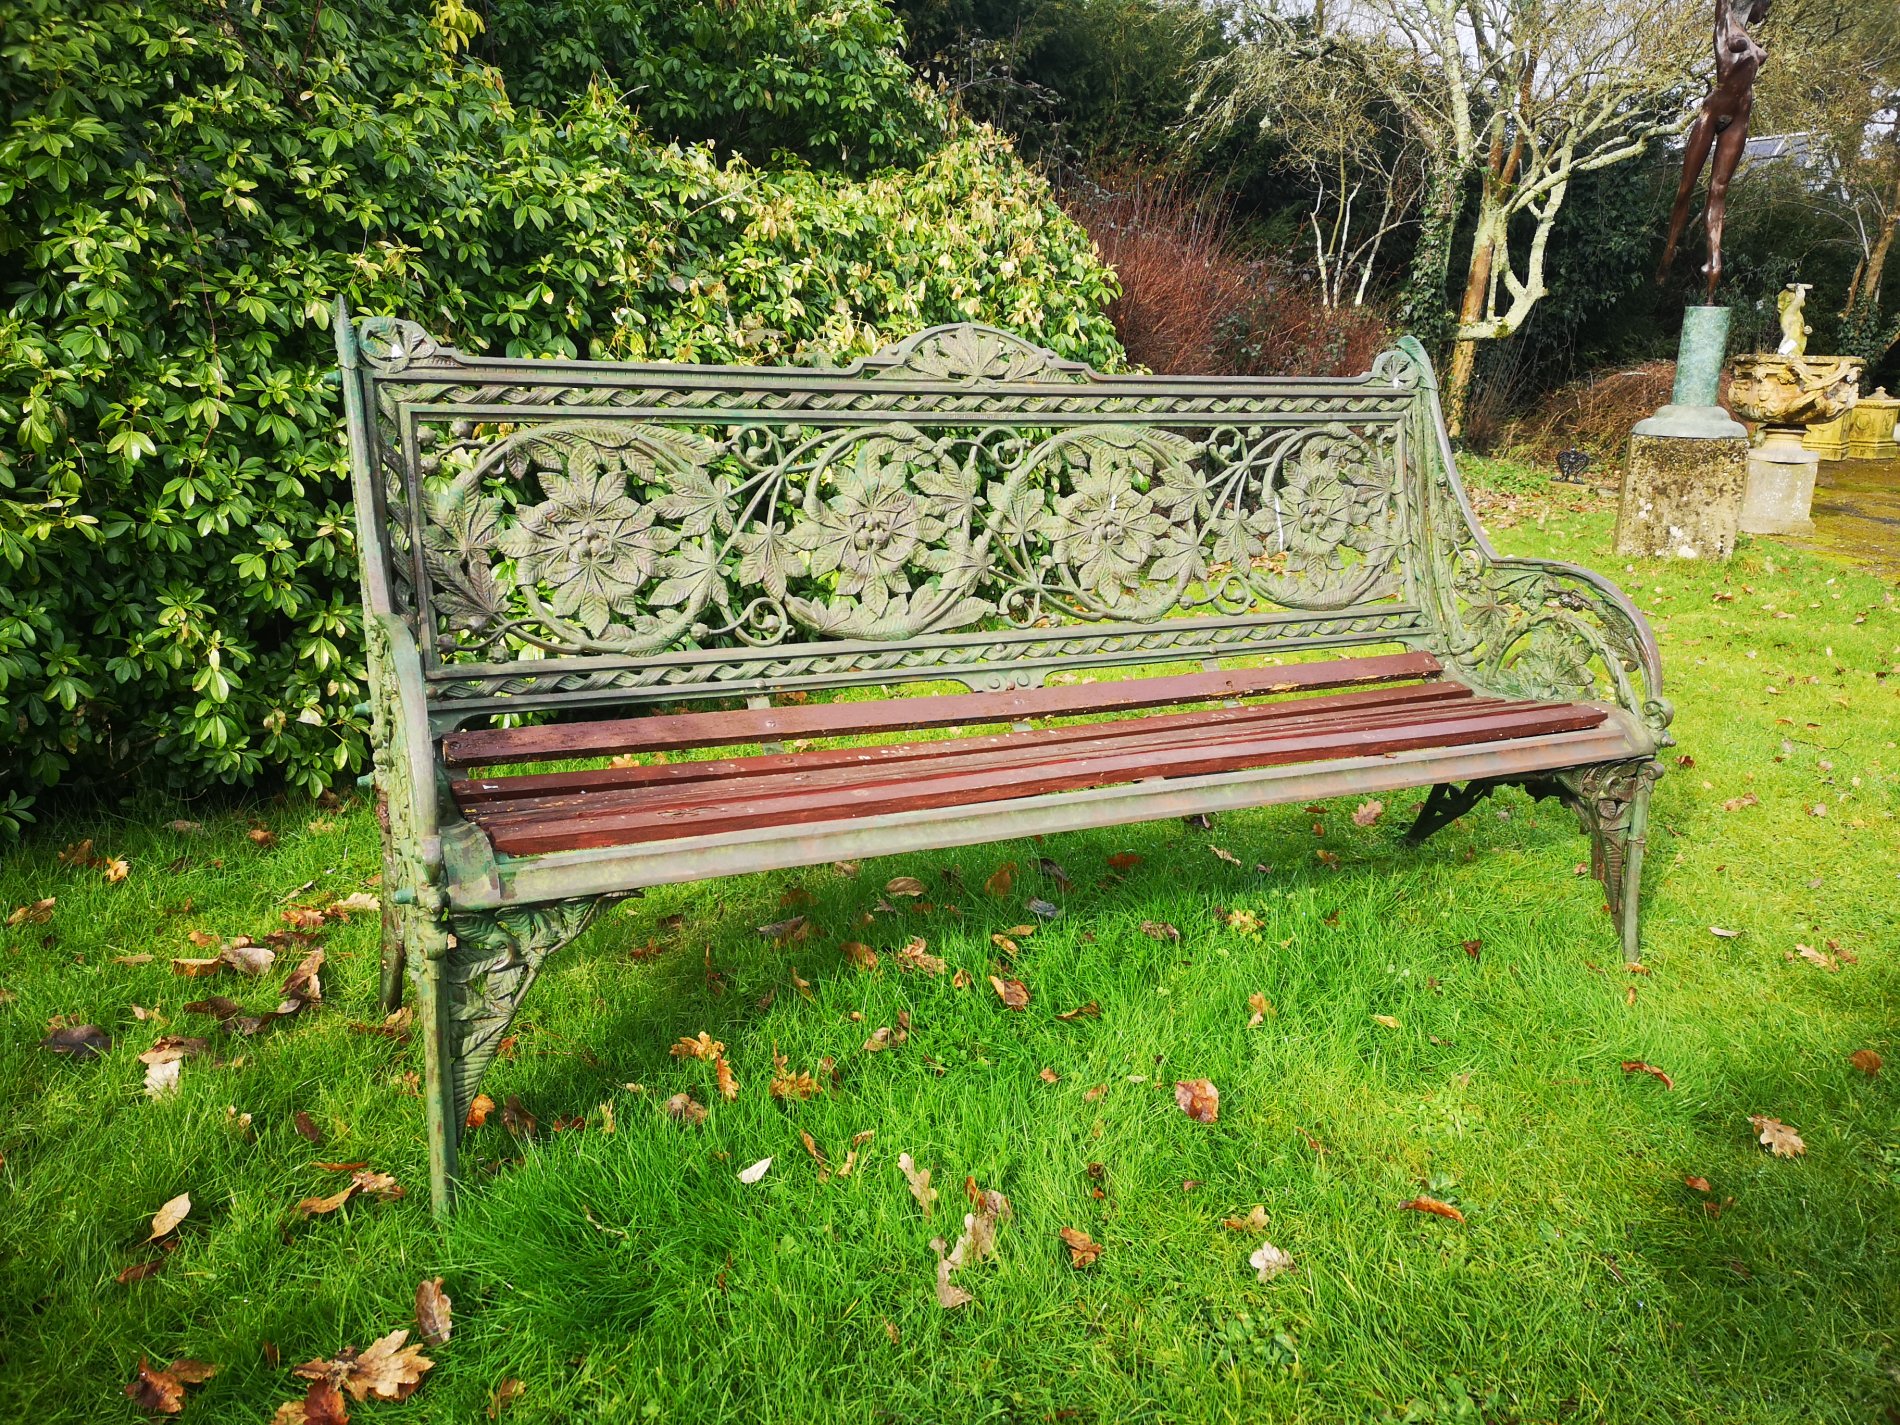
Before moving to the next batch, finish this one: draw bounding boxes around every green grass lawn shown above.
[3,482,1896,1424]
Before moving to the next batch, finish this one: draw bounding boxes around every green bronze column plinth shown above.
[1615,306,1749,558]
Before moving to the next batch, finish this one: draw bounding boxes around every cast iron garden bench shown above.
[334,308,1671,1214]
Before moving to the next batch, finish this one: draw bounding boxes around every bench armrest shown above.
[366,612,447,895]
[1392,336,1672,747]
[1455,553,1672,744]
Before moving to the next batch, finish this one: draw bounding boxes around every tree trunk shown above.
[1863,179,1898,308]
[1444,230,1497,437]
[1400,162,1462,355]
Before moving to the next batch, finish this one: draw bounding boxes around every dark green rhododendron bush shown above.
[0,0,1120,832]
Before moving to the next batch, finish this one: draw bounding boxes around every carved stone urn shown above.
[1726,353,1863,535]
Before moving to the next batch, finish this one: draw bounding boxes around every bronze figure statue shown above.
[1657,0,1770,302]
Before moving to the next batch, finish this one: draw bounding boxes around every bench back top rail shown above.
[334,310,1668,741]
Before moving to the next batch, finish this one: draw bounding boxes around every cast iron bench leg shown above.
[1523,759,1663,964]
[416,900,619,1216]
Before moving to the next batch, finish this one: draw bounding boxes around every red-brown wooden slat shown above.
[439,650,1444,768]
[461,688,1507,826]
[474,703,1607,856]
[452,680,1478,809]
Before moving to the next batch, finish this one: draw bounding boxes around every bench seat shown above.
[449,673,1614,860]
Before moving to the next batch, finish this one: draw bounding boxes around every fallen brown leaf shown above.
[989,975,1030,1010]
[1621,1060,1675,1089]
[1246,991,1271,1027]
[1848,1049,1882,1076]
[415,1277,452,1346]
[1055,1001,1099,1021]
[983,862,1016,897]
[1174,1079,1219,1123]
[1748,1115,1806,1157]
[894,937,945,975]
[1222,1205,1270,1232]
[465,1093,495,1129]
[501,1095,537,1138]
[840,940,879,971]
[149,1192,191,1240]
[41,1023,112,1060]
[1250,1240,1294,1280]
[1106,853,1143,870]
[665,1092,707,1125]
[898,1153,937,1217]
[1058,1226,1102,1268]
[125,1357,218,1416]
[294,1328,433,1403]
[1139,920,1180,943]
[488,1378,525,1419]
[885,876,927,898]
[1352,799,1385,827]
[1397,1196,1465,1223]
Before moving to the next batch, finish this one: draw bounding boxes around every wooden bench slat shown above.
[452,680,1477,809]
[439,650,1444,769]
[461,689,1504,825]
[467,700,1606,856]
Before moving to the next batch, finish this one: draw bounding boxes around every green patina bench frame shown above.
[333,305,1671,1215]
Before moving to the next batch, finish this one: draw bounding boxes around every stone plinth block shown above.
[1740,432,1818,536]
[1614,433,1748,558]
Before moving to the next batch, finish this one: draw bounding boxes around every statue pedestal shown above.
[1614,306,1747,558]
[1740,428,1818,536]
[1616,433,1749,557]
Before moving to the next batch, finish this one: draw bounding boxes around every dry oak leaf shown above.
[1140,919,1181,943]
[489,1378,526,1419]
[326,892,380,919]
[1250,1241,1295,1281]
[1352,799,1385,827]
[149,1192,191,1240]
[41,1023,112,1060]
[1055,1001,1100,1021]
[1209,845,1242,866]
[465,1093,495,1129]
[1058,1227,1103,1268]
[1038,1067,1061,1083]
[7,896,56,926]
[1174,1079,1220,1124]
[271,1381,348,1425]
[1398,1196,1466,1223]
[415,1276,452,1347]
[714,1055,740,1101]
[1222,1205,1270,1233]
[1683,1175,1713,1193]
[1621,1060,1676,1089]
[863,1027,894,1052]
[670,1031,725,1061]
[104,856,131,884]
[984,862,1016,897]
[989,975,1030,1011]
[931,1244,974,1309]
[1246,991,1271,1027]
[665,1092,707,1125]
[1748,1115,1806,1157]
[769,1051,821,1101]
[1848,1049,1882,1076]
[894,937,945,975]
[500,1095,537,1138]
[885,876,927,898]
[840,940,879,971]
[898,1153,938,1217]
[295,1328,434,1404]
[125,1357,218,1416]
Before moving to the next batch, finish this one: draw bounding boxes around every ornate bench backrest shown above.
[337,313,1499,727]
